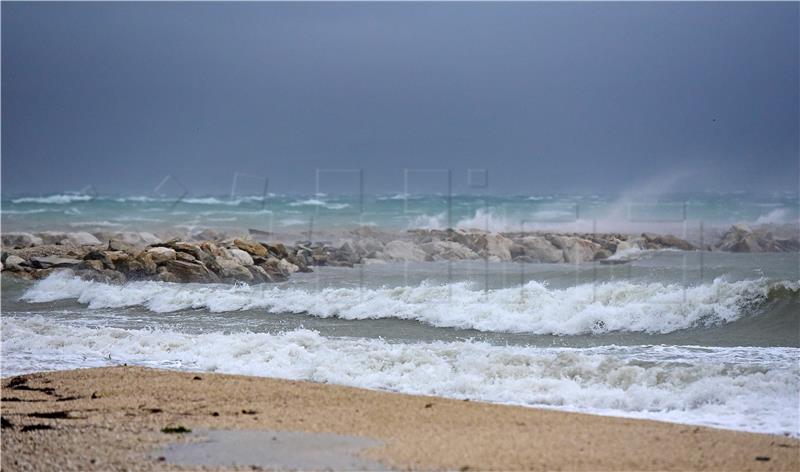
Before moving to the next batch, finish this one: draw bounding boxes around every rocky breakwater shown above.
[319,228,696,264]
[1,236,319,284]
[409,229,696,263]
[714,224,799,253]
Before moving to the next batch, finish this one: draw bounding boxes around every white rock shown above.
[485,234,513,261]
[146,247,177,264]
[382,240,427,262]
[61,232,102,246]
[547,235,599,263]
[4,255,26,270]
[517,236,563,263]
[215,257,254,281]
[278,258,300,273]
[228,248,254,266]
[420,241,478,261]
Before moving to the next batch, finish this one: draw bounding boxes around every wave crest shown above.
[2,318,797,436]
[22,272,791,335]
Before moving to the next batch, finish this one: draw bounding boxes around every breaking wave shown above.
[11,194,94,204]
[2,318,797,436]
[22,272,796,335]
[288,198,350,210]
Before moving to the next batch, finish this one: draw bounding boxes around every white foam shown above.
[2,317,797,436]
[288,199,350,210]
[12,194,93,204]
[23,272,781,335]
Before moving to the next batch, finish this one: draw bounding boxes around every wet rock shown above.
[228,248,255,266]
[175,251,196,262]
[146,247,177,264]
[2,233,43,249]
[353,238,384,258]
[170,242,207,261]
[277,258,300,274]
[594,248,613,260]
[214,256,254,282]
[161,260,220,283]
[4,255,26,271]
[75,268,126,284]
[61,232,102,246]
[108,239,137,254]
[420,241,478,261]
[382,240,427,262]
[546,235,599,263]
[515,236,563,263]
[482,234,514,262]
[642,233,694,251]
[132,252,158,275]
[98,251,132,270]
[263,242,289,259]
[233,239,268,257]
[78,259,105,272]
[717,225,758,252]
[29,256,82,269]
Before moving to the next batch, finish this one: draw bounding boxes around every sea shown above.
[1,192,799,437]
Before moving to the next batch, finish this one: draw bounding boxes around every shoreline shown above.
[2,366,798,471]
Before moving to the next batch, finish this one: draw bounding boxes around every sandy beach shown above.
[1,366,797,471]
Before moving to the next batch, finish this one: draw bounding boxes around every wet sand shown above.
[1,366,798,471]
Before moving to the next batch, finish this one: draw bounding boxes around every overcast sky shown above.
[2,2,798,196]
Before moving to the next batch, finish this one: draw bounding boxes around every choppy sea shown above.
[2,192,798,436]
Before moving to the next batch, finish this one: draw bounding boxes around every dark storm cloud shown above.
[2,2,798,196]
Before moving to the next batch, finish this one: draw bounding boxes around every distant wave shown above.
[67,221,124,228]
[22,272,795,335]
[11,194,93,204]
[288,198,350,210]
[2,318,797,436]
[1,208,53,215]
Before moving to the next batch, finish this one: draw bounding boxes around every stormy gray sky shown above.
[2,2,798,196]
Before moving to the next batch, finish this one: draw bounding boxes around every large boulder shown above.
[484,234,514,261]
[642,233,694,251]
[278,258,300,274]
[214,256,254,282]
[2,233,43,248]
[29,256,82,269]
[716,224,762,252]
[228,248,255,266]
[84,250,131,271]
[233,239,268,257]
[546,235,600,263]
[353,237,384,258]
[419,241,478,261]
[381,240,427,262]
[515,236,564,263]
[4,255,26,271]
[61,232,102,246]
[146,247,177,264]
[159,260,220,283]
